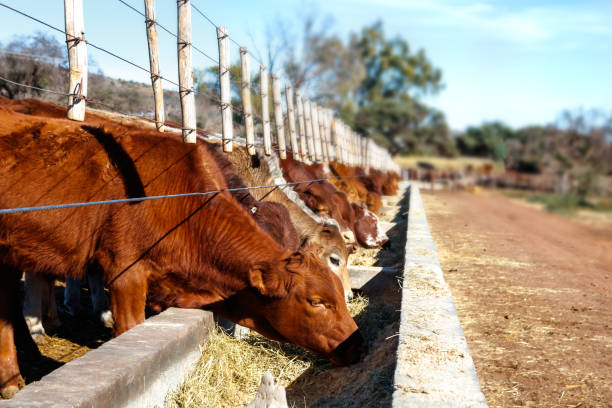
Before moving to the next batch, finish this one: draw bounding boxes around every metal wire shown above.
[116,0,219,65]
[190,1,265,66]
[0,178,343,215]
[0,2,247,114]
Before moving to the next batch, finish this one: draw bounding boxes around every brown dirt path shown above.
[421,189,612,408]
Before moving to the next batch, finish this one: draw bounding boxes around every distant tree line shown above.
[196,18,454,157]
[456,115,612,197]
[2,29,610,200]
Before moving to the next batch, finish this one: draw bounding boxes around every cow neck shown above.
[198,191,291,285]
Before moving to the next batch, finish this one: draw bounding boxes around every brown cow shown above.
[352,203,389,248]
[203,141,299,251]
[38,98,354,298]
[222,144,353,299]
[0,103,365,398]
[280,156,364,243]
[328,162,383,215]
[280,157,353,233]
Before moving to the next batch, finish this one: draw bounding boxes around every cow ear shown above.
[248,263,285,298]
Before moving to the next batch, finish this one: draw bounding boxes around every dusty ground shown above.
[421,189,612,408]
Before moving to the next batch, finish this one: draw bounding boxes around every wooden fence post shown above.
[217,26,233,151]
[319,107,327,162]
[361,136,367,168]
[365,138,371,171]
[285,85,299,160]
[295,90,307,159]
[271,75,286,159]
[335,121,343,164]
[359,134,364,168]
[336,121,343,164]
[260,65,271,155]
[318,106,328,162]
[240,47,255,155]
[311,103,322,161]
[144,0,164,132]
[324,109,333,162]
[177,0,196,143]
[64,0,87,121]
[351,131,357,166]
[330,113,337,162]
[303,100,315,161]
[356,134,362,167]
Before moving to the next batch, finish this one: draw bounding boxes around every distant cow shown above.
[329,162,383,215]
[352,203,389,248]
[0,101,365,398]
[280,156,355,240]
[281,156,387,250]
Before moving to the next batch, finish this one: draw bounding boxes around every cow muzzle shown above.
[341,229,355,245]
[330,330,367,365]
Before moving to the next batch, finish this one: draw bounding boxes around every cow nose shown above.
[342,229,355,245]
[330,330,368,365]
[344,289,354,301]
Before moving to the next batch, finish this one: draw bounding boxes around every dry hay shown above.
[166,292,401,408]
[19,280,112,384]
[165,326,314,408]
[167,188,407,407]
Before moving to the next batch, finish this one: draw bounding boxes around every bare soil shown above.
[421,189,612,408]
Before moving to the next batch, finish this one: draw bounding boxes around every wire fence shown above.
[0,0,396,216]
[0,1,309,131]
[0,1,249,116]
[0,0,395,171]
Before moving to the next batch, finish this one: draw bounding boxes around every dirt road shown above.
[421,189,612,408]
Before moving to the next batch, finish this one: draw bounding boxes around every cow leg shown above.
[108,269,146,337]
[22,273,50,340]
[87,270,113,328]
[0,269,26,399]
[64,276,82,317]
[41,276,60,331]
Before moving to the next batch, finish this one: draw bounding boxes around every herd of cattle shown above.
[408,163,571,193]
[0,97,401,399]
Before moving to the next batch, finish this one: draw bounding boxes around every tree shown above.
[0,32,67,101]
[456,121,515,160]
[350,22,442,106]
[195,17,449,155]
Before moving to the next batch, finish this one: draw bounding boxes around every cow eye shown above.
[308,298,325,308]
[329,254,342,266]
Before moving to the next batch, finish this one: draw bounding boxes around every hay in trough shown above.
[165,295,371,408]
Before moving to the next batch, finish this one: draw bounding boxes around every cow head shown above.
[240,250,366,365]
[366,191,382,215]
[316,222,353,300]
[353,203,388,248]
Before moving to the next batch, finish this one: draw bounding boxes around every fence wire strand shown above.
[0,2,378,163]
[0,178,342,215]
[0,1,247,115]
[190,0,265,66]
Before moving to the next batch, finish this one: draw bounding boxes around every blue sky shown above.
[1,0,611,131]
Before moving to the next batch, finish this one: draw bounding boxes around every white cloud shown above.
[345,0,612,43]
